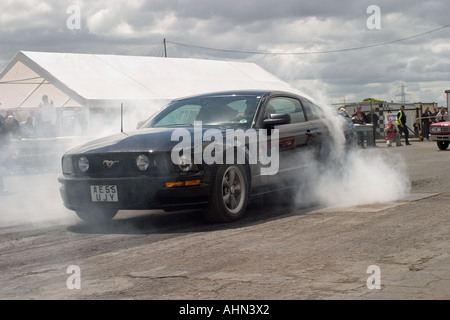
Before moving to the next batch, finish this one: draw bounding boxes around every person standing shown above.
[20,113,38,139]
[396,105,411,146]
[431,106,439,124]
[421,106,433,140]
[4,112,20,139]
[368,108,379,146]
[351,105,368,148]
[351,105,368,123]
[38,95,57,137]
[435,107,448,122]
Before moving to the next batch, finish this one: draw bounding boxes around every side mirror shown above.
[263,113,291,127]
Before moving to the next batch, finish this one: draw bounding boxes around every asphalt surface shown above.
[0,138,449,301]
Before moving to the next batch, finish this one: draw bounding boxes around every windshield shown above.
[140,95,262,129]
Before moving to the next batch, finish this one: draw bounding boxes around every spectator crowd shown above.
[0,95,60,140]
[344,103,449,148]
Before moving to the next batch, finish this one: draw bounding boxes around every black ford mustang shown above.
[59,90,354,223]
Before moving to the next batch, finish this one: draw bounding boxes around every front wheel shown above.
[437,141,449,150]
[75,208,118,224]
[203,164,249,223]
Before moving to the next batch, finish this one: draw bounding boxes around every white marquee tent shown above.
[0,51,308,135]
[0,51,302,111]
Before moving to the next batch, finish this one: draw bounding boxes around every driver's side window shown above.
[264,97,305,123]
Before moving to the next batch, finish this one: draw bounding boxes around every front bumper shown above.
[58,175,211,212]
[429,134,450,141]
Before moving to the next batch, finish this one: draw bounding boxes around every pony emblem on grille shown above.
[103,160,119,168]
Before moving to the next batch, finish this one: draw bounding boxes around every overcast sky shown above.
[1,0,449,107]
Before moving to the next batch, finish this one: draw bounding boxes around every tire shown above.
[437,141,449,150]
[75,208,118,224]
[203,164,249,223]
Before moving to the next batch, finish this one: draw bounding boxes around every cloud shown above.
[0,0,449,106]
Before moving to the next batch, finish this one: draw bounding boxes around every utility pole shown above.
[400,82,406,104]
[397,82,409,104]
[163,38,167,57]
[446,90,450,110]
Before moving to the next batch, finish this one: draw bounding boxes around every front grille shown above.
[73,152,162,178]
[442,127,450,133]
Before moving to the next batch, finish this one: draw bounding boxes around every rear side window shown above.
[301,98,323,120]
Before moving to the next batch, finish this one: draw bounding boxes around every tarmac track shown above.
[0,140,449,300]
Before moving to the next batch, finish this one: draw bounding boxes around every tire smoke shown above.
[294,97,411,209]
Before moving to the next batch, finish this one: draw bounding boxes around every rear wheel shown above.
[75,208,118,223]
[203,164,249,223]
[437,141,449,150]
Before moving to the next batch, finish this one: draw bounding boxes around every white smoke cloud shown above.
[294,94,411,209]
[0,102,165,227]
[313,148,411,207]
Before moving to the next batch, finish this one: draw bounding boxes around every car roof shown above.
[171,89,301,102]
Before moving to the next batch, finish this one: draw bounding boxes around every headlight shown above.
[78,156,89,173]
[431,126,441,133]
[178,155,193,172]
[62,155,73,174]
[136,154,150,171]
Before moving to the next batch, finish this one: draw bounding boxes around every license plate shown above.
[90,185,118,202]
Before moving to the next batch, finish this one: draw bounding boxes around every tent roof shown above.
[0,51,302,110]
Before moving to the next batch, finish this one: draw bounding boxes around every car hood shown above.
[65,127,233,154]
[430,121,450,126]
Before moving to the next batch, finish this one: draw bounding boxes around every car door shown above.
[300,97,329,157]
[255,95,317,188]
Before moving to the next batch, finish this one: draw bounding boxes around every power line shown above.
[166,24,450,55]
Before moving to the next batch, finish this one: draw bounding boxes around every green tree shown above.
[362,97,386,103]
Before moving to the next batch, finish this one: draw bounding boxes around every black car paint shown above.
[58,90,350,222]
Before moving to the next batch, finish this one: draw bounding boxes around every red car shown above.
[430,121,450,150]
